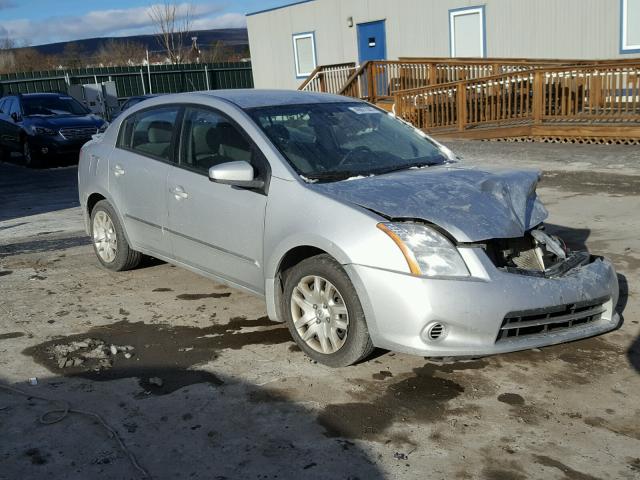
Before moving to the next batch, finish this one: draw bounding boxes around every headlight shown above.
[378,222,469,277]
[31,126,58,136]
[97,122,109,133]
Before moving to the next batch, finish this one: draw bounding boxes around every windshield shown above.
[23,96,90,117]
[247,102,447,182]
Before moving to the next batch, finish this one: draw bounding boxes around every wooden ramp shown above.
[300,58,640,143]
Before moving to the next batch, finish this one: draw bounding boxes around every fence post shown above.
[533,71,543,124]
[457,83,467,132]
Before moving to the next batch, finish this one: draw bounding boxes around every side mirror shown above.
[11,112,20,123]
[208,161,264,189]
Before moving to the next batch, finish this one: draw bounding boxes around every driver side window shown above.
[180,107,253,174]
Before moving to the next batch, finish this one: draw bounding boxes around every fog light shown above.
[422,322,447,342]
[41,147,49,155]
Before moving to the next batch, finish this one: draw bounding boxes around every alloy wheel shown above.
[93,210,118,263]
[290,275,349,354]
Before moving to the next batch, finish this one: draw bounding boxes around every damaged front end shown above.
[481,226,593,278]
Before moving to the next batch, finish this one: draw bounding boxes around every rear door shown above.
[109,105,181,257]
[166,105,269,294]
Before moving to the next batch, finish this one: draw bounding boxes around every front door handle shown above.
[113,164,125,177]
[170,185,189,200]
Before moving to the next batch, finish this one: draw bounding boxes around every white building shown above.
[246,0,640,89]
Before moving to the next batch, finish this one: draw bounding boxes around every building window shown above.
[621,0,640,53]
[449,6,486,58]
[292,32,316,78]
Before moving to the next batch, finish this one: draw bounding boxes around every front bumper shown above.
[29,135,91,161]
[346,251,620,357]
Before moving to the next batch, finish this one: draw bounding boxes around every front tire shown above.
[23,140,41,168]
[283,254,374,367]
[90,200,142,271]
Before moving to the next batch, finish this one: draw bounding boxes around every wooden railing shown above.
[298,62,357,94]
[334,59,578,103]
[393,63,640,133]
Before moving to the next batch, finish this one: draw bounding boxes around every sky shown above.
[0,0,290,46]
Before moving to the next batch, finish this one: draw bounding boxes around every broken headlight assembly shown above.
[378,222,470,277]
[483,227,590,277]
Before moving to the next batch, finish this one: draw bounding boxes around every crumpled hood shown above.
[308,165,548,242]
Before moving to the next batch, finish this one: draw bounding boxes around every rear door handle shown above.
[170,185,189,200]
[113,164,125,177]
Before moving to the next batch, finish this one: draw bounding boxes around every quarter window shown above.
[622,0,640,53]
[119,107,179,161]
[293,32,316,78]
[181,107,253,174]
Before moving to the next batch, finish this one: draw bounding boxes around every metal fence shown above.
[0,61,253,99]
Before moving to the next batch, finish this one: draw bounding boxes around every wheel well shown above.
[87,193,106,216]
[277,246,327,278]
[273,246,328,322]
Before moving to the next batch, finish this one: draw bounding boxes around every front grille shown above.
[59,127,97,140]
[496,297,608,342]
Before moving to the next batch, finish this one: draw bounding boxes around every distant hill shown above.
[29,28,248,56]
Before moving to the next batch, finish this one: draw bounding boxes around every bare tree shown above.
[148,1,193,64]
[96,40,146,66]
[60,42,87,69]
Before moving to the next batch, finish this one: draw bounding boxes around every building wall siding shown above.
[247,0,639,90]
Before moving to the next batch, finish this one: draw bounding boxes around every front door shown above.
[357,20,387,63]
[166,106,268,294]
[109,105,180,257]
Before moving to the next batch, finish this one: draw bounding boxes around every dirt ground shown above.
[1,141,639,480]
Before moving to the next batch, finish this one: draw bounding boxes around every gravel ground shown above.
[0,141,639,480]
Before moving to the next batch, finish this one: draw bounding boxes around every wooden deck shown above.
[301,58,640,143]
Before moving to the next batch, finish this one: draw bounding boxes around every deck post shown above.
[367,62,375,103]
[533,71,543,124]
[457,83,467,132]
[428,63,437,85]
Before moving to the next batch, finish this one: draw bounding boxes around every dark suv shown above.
[0,93,106,167]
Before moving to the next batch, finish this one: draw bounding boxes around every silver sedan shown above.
[77,90,620,367]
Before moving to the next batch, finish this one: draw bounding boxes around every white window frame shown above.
[621,0,640,53]
[449,6,486,58]
[292,32,317,78]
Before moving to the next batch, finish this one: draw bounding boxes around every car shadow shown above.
[0,370,384,479]
[0,162,79,222]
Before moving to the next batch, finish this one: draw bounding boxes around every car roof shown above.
[193,89,361,109]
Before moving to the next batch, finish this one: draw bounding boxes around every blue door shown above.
[357,20,387,62]
[357,21,387,98]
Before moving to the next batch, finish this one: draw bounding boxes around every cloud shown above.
[1,2,245,45]
[191,13,246,30]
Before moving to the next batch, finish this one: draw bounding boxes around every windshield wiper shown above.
[374,161,442,176]
[303,170,365,183]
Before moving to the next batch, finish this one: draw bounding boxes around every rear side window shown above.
[118,107,179,162]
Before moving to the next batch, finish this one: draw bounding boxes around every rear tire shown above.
[282,254,374,367]
[90,200,142,271]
